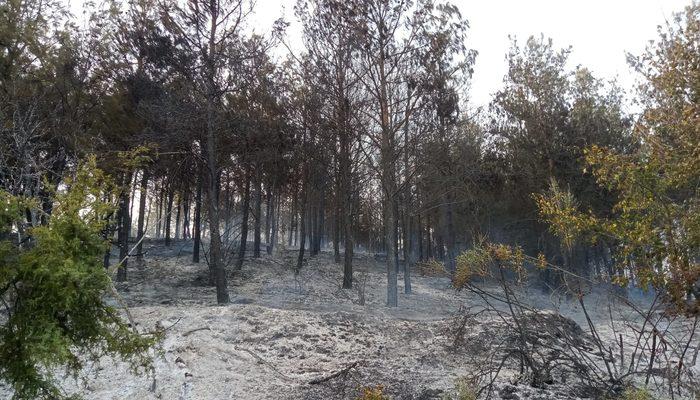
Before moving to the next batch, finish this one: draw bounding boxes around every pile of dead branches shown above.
[450,267,699,399]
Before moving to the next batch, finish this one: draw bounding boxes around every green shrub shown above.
[620,387,654,400]
[454,377,478,400]
[0,159,158,399]
[417,258,448,277]
[441,376,478,400]
[358,385,390,400]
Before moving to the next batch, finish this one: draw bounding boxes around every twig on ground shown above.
[236,346,294,382]
[308,361,360,385]
[108,284,138,332]
[182,326,211,337]
[163,317,183,331]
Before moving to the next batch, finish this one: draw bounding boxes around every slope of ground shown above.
[1,240,696,399]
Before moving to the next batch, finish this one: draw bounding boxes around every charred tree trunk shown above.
[442,195,457,272]
[128,174,138,236]
[224,172,232,243]
[193,169,203,263]
[380,114,398,306]
[253,169,262,258]
[426,215,433,260]
[182,189,190,239]
[164,183,174,247]
[340,153,353,289]
[436,232,444,261]
[308,201,315,255]
[116,173,133,282]
[383,186,398,307]
[102,192,114,270]
[417,213,424,262]
[333,193,341,263]
[264,185,272,250]
[174,192,181,240]
[266,188,277,255]
[155,182,163,239]
[236,167,251,270]
[204,101,229,304]
[38,151,67,224]
[269,192,280,255]
[316,190,325,253]
[296,179,308,274]
[309,201,316,256]
[402,116,413,294]
[136,170,149,262]
[289,187,297,247]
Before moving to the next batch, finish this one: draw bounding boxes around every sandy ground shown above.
[1,240,698,399]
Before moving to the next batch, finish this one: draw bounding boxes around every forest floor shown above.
[4,239,697,400]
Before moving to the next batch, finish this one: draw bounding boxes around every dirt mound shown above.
[451,308,613,398]
[3,243,686,399]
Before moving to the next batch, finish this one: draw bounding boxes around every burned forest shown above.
[1,0,699,399]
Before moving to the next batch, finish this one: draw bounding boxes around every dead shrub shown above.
[357,385,389,400]
[417,259,448,277]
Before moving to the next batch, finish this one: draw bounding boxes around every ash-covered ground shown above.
[3,240,697,399]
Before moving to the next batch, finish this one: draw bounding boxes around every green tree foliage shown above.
[484,36,634,288]
[536,4,700,315]
[492,36,633,220]
[0,159,156,399]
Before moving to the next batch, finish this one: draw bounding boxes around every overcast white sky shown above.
[71,0,693,107]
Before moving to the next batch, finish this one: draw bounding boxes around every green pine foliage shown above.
[0,158,157,399]
[619,387,654,400]
[535,4,700,315]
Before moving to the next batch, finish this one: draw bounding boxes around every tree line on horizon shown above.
[1,0,698,311]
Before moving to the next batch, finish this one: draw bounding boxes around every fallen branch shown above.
[236,346,294,382]
[108,283,138,333]
[182,326,211,337]
[162,317,182,331]
[308,361,359,385]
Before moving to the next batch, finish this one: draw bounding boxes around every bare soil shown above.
[2,240,696,399]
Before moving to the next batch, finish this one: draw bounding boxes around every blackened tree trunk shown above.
[266,188,277,255]
[116,173,133,282]
[383,182,398,307]
[174,192,181,240]
[155,183,163,238]
[436,232,445,260]
[182,189,190,239]
[102,192,115,270]
[333,200,341,263]
[417,214,423,261]
[193,170,203,263]
[264,185,272,249]
[253,169,262,258]
[342,210,353,288]
[379,89,399,307]
[402,111,413,294]
[339,130,354,289]
[316,191,325,253]
[224,172,232,243]
[128,174,138,235]
[204,99,229,304]
[380,93,399,307]
[394,200,400,275]
[136,170,149,262]
[289,187,297,247]
[309,202,317,256]
[269,192,280,255]
[426,215,433,260]
[38,152,67,224]
[442,194,457,272]
[164,184,174,247]
[296,179,308,274]
[236,167,251,270]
